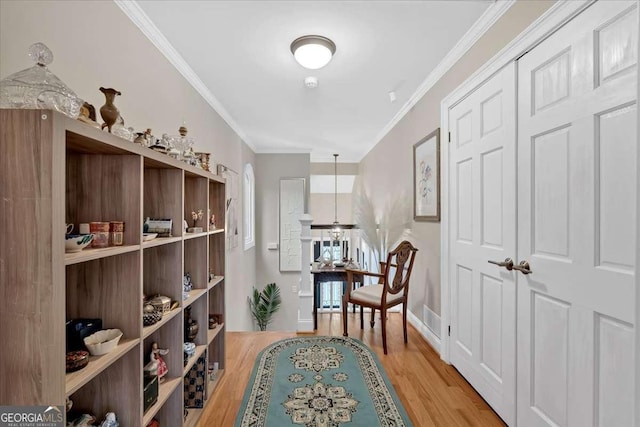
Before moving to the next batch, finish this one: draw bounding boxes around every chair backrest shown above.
[382,240,418,295]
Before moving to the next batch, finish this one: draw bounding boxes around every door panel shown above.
[517,2,637,426]
[448,62,516,425]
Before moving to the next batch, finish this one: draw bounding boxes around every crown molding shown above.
[114,0,256,151]
[254,147,312,154]
[362,0,516,161]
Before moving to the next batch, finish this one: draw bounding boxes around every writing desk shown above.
[311,262,363,330]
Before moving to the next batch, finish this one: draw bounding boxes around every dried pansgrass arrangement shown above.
[352,177,412,265]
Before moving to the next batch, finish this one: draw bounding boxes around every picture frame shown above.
[413,128,440,221]
[217,164,239,250]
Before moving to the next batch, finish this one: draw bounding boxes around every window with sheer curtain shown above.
[243,163,255,250]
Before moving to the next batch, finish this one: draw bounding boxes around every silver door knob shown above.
[513,260,532,275]
[488,258,514,270]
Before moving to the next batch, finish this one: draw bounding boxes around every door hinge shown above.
[448,325,451,336]
[448,132,451,143]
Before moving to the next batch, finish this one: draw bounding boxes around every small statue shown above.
[210,213,216,228]
[192,209,203,227]
[68,414,96,427]
[100,412,119,427]
[78,102,100,128]
[99,87,121,133]
[144,342,169,382]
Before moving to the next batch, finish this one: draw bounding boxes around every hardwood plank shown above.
[199,313,506,427]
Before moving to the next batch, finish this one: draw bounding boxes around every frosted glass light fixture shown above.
[290,35,336,70]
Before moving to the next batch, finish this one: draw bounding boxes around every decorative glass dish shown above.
[0,42,83,119]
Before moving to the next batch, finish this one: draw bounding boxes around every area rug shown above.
[235,336,412,427]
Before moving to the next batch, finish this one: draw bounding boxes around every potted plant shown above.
[248,282,281,331]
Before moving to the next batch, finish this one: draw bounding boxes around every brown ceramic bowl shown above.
[66,350,89,372]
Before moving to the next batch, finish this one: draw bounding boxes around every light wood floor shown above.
[200,312,506,426]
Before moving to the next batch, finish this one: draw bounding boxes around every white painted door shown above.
[517,2,637,426]
[448,62,516,425]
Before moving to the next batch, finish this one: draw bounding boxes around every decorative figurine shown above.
[144,342,169,383]
[100,412,119,427]
[210,213,216,229]
[183,273,192,300]
[188,209,204,233]
[78,102,100,128]
[99,87,121,133]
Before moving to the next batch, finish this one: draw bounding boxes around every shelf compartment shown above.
[142,236,182,249]
[207,323,224,345]
[209,233,225,278]
[144,242,182,305]
[64,244,140,265]
[184,236,207,290]
[184,175,208,236]
[65,338,139,396]
[208,179,226,233]
[66,252,141,339]
[208,276,224,290]
[143,315,183,396]
[184,231,208,240]
[66,152,142,246]
[143,307,181,339]
[183,345,207,376]
[144,167,183,238]
[142,376,181,426]
[67,344,141,426]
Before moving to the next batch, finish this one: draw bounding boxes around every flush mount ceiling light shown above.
[290,35,336,70]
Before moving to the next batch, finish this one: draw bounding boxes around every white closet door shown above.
[448,62,516,425]
[517,1,637,426]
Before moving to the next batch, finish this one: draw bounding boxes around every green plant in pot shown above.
[249,282,281,331]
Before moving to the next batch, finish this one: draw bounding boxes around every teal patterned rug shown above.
[235,336,412,427]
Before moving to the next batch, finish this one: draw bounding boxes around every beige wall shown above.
[309,193,353,225]
[0,0,256,330]
[359,0,555,321]
[255,153,310,331]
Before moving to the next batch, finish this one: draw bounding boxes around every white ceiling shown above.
[129,1,493,162]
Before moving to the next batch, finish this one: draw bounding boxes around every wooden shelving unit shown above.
[0,110,227,427]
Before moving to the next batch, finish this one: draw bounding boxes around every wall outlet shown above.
[291,285,297,293]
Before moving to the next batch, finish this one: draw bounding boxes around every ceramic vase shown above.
[99,87,121,133]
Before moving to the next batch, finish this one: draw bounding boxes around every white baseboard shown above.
[297,318,314,333]
[408,310,441,355]
[423,304,441,339]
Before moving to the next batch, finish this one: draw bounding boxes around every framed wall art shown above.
[217,164,239,249]
[279,178,305,272]
[413,128,440,221]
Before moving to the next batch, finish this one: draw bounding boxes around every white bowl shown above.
[65,234,93,253]
[143,233,158,242]
[83,329,123,356]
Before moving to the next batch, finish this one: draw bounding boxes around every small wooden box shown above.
[143,374,159,413]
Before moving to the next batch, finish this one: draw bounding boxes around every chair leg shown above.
[403,302,408,344]
[370,308,376,328]
[381,308,388,354]
[342,297,348,337]
[360,305,364,329]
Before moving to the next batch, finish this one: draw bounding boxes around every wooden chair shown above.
[342,240,418,354]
